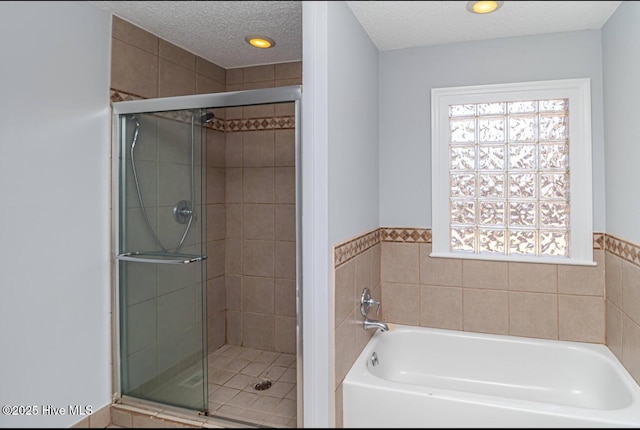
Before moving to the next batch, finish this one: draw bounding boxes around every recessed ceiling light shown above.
[245,35,276,49]
[467,1,503,14]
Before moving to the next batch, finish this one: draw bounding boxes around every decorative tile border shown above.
[110,89,295,132]
[593,232,605,250]
[334,228,615,268]
[380,227,432,243]
[606,234,640,268]
[225,116,295,132]
[334,229,380,268]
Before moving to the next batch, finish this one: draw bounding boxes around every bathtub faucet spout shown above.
[363,318,389,332]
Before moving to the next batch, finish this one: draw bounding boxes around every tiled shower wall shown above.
[333,228,640,427]
[111,15,300,359]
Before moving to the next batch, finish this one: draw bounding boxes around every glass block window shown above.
[448,99,569,257]
[431,79,594,265]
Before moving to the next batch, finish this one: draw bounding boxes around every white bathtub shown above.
[343,325,640,428]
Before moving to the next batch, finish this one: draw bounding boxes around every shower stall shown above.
[112,86,302,427]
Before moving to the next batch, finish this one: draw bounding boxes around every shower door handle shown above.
[116,252,208,265]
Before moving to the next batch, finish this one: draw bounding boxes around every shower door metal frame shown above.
[111,85,303,423]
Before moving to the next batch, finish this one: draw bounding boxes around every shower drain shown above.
[253,379,273,391]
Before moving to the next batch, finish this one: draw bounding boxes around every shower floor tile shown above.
[208,344,297,428]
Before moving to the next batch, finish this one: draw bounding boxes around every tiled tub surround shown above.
[333,229,382,428]
[333,228,640,427]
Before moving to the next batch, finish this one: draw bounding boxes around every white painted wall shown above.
[328,1,380,246]
[0,2,112,427]
[301,1,379,426]
[603,1,640,245]
[379,30,606,233]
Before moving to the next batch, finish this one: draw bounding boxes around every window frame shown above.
[431,78,594,266]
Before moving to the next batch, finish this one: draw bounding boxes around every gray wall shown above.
[328,1,379,246]
[0,1,112,427]
[379,30,606,232]
[603,1,640,245]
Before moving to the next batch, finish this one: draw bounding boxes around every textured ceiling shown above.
[88,1,621,69]
[89,1,302,69]
[347,1,622,50]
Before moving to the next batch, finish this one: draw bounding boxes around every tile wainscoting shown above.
[333,228,640,427]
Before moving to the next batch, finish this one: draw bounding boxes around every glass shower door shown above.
[116,108,208,412]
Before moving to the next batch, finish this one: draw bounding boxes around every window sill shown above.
[429,251,597,266]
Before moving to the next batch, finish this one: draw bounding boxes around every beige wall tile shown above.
[275,167,295,204]
[275,204,296,241]
[463,289,509,335]
[111,39,158,98]
[508,262,557,293]
[225,132,243,167]
[335,383,343,428]
[207,276,226,315]
[196,74,225,95]
[243,240,274,277]
[243,204,274,240]
[419,285,462,330]
[558,295,604,343]
[605,252,623,308]
[558,251,605,296]
[509,292,558,339]
[225,168,242,203]
[111,408,132,427]
[622,261,640,324]
[275,102,295,117]
[419,244,462,286]
[243,81,275,90]
[88,404,111,428]
[275,78,302,87]
[335,260,355,328]
[355,250,372,297]
[462,260,508,290]
[275,240,296,279]
[208,310,225,352]
[207,167,225,204]
[207,240,225,278]
[275,316,296,353]
[242,276,274,314]
[606,300,623,362]
[112,16,158,54]
[244,168,274,203]
[275,278,296,317]
[159,58,196,97]
[207,204,225,241]
[334,311,356,388]
[159,39,195,70]
[275,62,302,80]
[197,57,226,83]
[225,203,241,238]
[381,242,419,284]
[227,309,242,345]
[225,275,241,310]
[622,313,640,385]
[243,104,275,119]
[243,131,275,167]
[381,283,419,325]
[225,238,241,274]
[243,312,274,350]
[206,128,225,168]
[227,83,244,92]
[243,64,275,82]
[226,68,243,85]
[275,129,295,167]
[371,244,381,288]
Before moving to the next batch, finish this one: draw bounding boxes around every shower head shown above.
[201,112,215,124]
